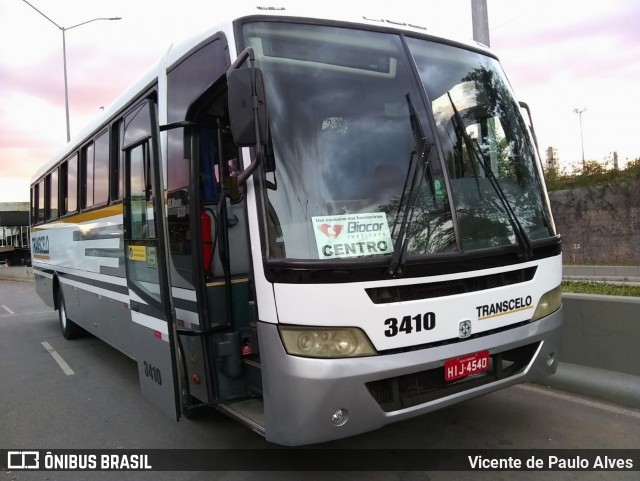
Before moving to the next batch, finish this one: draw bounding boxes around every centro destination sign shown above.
[312,212,393,259]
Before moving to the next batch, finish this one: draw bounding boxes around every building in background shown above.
[0,202,30,265]
[545,146,559,171]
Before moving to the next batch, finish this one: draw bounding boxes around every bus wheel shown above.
[58,289,82,340]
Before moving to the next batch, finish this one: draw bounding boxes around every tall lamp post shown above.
[573,107,586,171]
[471,0,491,47]
[21,1,121,142]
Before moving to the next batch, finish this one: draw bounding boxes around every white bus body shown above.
[31,6,563,446]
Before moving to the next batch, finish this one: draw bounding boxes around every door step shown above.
[217,398,265,436]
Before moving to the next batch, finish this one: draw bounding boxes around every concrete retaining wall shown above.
[0,266,34,282]
[549,179,640,265]
[539,293,640,409]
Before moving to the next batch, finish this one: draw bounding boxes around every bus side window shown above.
[37,179,45,223]
[48,169,59,219]
[82,142,95,209]
[30,186,36,224]
[111,120,125,201]
[67,153,78,213]
[128,143,149,239]
[94,130,110,205]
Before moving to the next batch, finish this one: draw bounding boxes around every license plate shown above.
[444,350,490,382]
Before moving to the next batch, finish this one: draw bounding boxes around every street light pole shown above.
[21,1,121,142]
[471,0,491,47]
[573,107,586,170]
[62,27,70,142]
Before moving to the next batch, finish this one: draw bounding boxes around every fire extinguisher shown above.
[200,209,213,276]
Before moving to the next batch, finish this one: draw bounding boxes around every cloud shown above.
[488,1,640,166]
[2,55,65,108]
[1,0,638,201]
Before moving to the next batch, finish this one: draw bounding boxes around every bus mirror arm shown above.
[224,148,263,203]
[236,150,262,186]
[235,88,265,187]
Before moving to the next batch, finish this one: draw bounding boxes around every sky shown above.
[1,0,638,202]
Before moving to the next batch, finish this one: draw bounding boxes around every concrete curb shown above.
[564,275,640,285]
[563,265,640,278]
[563,265,640,284]
[537,362,640,410]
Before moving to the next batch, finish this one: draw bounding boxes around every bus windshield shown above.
[242,21,554,262]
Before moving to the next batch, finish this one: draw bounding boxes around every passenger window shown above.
[30,187,36,224]
[37,179,45,223]
[83,143,95,208]
[67,154,78,213]
[127,143,156,240]
[49,170,59,219]
[94,131,110,204]
[111,120,125,201]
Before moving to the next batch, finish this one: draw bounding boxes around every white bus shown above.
[31,6,563,446]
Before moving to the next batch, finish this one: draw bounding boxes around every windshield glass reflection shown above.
[243,22,553,262]
[406,38,554,250]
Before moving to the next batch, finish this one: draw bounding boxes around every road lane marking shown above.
[0,310,53,318]
[41,341,75,376]
[1,305,15,314]
[517,384,640,420]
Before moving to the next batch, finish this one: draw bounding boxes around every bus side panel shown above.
[74,286,135,359]
[130,315,180,420]
[33,269,55,310]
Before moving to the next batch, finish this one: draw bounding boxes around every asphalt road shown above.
[1,279,638,481]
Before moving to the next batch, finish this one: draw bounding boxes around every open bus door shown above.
[122,99,181,420]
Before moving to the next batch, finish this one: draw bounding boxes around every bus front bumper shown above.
[258,307,563,446]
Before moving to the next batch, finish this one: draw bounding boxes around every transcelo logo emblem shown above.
[317,224,344,239]
[476,295,533,320]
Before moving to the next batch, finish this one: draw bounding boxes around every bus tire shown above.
[58,289,82,340]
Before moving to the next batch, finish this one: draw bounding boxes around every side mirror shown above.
[227,68,268,146]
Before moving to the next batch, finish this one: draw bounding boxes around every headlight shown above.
[279,326,377,358]
[531,285,562,321]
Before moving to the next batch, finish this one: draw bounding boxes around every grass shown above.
[562,280,640,297]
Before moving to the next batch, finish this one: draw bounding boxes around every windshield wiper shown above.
[388,93,433,278]
[447,92,533,260]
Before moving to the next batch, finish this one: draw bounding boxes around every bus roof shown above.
[31,5,490,183]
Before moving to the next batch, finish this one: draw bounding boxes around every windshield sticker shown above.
[312,213,393,259]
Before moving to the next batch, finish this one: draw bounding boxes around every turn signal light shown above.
[531,285,562,321]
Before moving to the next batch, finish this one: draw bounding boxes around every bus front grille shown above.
[365,267,536,304]
[365,342,539,412]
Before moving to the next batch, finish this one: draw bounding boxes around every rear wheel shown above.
[58,288,82,340]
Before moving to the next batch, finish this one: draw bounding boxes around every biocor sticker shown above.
[312,212,393,259]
